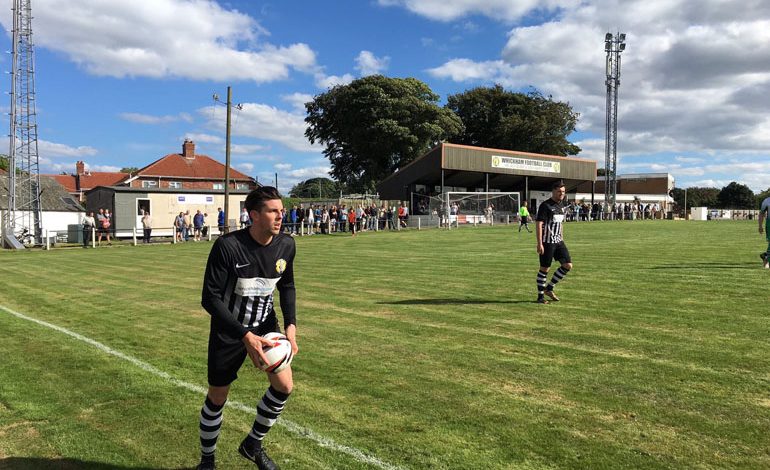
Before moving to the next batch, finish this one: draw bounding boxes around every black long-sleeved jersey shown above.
[201,229,296,339]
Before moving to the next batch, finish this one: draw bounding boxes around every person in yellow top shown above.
[518,201,532,233]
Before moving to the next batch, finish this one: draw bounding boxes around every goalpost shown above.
[422,192,521,229]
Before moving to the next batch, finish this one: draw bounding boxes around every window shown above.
[213,183,224,190]
[236,183,249,190]
[168,181,182,189]
[142,180,158,188]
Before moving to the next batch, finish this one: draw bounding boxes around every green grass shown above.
[0,220,768,469]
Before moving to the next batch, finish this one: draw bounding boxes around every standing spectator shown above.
[175,212,185,242]
[183,210,192,241]
[348,207,357,237]
[240,207,251,229]
[329,205,338,232]
[290,205,298,235]
[386,205,395,230]
[535,181,573,304]
[96,208,112,246]
[355,204,364,232]
[305,204,315,235]
[320,207,329,234]
[338,204,347,232]
[141,210,153,244]
[82,211,95,248]
[217,207,225,235]
[194,210,205,241]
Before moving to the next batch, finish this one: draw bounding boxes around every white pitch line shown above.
[0,304,404,470]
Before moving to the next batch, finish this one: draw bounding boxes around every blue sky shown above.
[1,0,769,194]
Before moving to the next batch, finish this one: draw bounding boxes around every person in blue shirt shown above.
[217,208,225,235]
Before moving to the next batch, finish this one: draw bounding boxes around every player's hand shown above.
[536,243,544,255]
[285,324,299,356]
[242,331,273,368]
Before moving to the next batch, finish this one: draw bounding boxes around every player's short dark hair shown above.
[552,180,566,190]
[245,186,282,212]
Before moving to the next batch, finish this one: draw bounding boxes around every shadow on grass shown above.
[648,262,759,269]
[0,457,189,470]
[378,298,534,305]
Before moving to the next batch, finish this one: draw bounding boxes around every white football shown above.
[259,332,293,374]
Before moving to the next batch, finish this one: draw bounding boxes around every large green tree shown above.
[717,181,754,209]
[289,177,341,198]
[445,85,581,156]
[755,188,770,207]
[681,187,720,208]
[305,75,464,192]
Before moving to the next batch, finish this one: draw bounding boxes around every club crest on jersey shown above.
[275,259,287,274]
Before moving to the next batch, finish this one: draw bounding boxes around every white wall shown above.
[0,210,83,238]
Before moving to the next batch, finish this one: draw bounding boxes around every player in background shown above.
[535,181,573,304]
[518,201,533,233]
[759,194,770,269]
[197,186,298,470]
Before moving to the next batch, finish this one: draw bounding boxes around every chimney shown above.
[183,139,195,159]
[76,160,85,175]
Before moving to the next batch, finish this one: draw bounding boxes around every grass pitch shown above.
[0,220,768,469]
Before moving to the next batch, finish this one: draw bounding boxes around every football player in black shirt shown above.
[197,186,297,470]
[535,181,573,304]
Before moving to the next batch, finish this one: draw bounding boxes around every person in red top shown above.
[348,208,357,236]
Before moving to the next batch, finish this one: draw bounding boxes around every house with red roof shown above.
[48,161,126,202]
[123,140,256,191]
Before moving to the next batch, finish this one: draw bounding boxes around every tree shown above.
[445,85,581,156]
[120,167,139,174]
[289,177,341,198]
[756,188,770,207]
[717,181,754,209]
[682,187,720,208]
[305,75,464,192]
[0,154,8,172]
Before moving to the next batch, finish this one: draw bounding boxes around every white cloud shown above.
[274,163,293,171]
[315,72,355,89]
[235,162,255,174]
[200,103,320,153]
[355,51,390,76]
[0,0,317,83]
[230,144,267,155]
[418,0,770,192]
[119,112,192,124]
[377,0,569,22]
[281,93,314,113]
[38,140,98,158]
[184,133,223,144]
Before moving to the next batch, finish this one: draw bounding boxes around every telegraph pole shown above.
[224,86,232,232]
[604,32,626,209]
[213,86,240,233]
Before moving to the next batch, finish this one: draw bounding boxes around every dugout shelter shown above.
[376,143,597,214]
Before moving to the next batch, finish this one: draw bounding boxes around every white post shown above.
[208,225,212,241]
[45,229,50,250]
[91,227,96,248]
[506,214,510,225]
[132,227,137,246]
[473,217,477,227]
[417,216,421,230]
[301,220,305,236]
[173,226,177,244]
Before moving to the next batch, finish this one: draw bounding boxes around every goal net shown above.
[415,192,521,227]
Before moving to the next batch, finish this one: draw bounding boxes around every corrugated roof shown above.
[0,174,85,212]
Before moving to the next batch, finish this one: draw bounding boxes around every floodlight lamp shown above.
[605,32,613,41]
[619,43,626,51]
[619,33,626,41]
[605,43,611,51]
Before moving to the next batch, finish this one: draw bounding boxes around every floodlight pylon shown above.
[604,31,626,208]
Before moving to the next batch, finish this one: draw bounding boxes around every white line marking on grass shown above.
[0,304,404,470]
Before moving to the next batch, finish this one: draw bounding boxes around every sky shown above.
[1,0,769,194]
